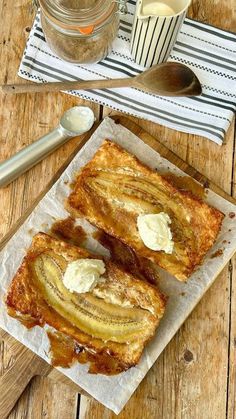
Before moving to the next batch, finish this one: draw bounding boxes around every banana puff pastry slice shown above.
[66,140,224,281]
[6,233,165,375]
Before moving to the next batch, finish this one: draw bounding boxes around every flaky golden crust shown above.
[6,233,165,373]
[66,140,224,281]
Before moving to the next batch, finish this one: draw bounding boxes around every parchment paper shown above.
[0,117,236,415]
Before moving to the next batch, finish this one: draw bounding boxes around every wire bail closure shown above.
[114,0,128,15]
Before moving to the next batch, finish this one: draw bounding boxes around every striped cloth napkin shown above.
[18,1,236,145]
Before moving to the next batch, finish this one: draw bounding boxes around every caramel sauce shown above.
[47,331,127,374]
[93,230,159,285]
[50,217,159,285]
[163,174,206,200]
[6,306,39,329]
[6,250,128,376]
[50,217,87,247]
[211,249,224,258]
[8,292,126,375]
[47,331,76,368]
[7,217,163,375]
[77,351,128,375]
[69,180,76,190]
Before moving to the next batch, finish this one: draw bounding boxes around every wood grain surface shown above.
[0,1,235,419]
[0,113,234,419]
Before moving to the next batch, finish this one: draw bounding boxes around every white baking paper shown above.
[0,117,236,415]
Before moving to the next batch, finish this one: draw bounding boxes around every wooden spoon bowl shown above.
[135,62,202,96]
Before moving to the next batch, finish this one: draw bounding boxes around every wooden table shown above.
[0,1,235,418]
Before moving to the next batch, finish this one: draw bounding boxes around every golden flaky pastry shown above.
[6,233,165,374]
[66,140,224,281]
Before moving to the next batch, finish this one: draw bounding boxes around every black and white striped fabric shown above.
[130,3,187,67]
[18,2,236,145]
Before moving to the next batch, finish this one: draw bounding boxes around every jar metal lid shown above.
[39,0,118,34]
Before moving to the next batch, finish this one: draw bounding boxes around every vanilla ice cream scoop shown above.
[137,212,174,254]
[63,259,106,294]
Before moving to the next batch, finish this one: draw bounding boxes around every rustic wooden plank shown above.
[79,114,234,419]
[228,254,236,419]
[0,2,101,418]
[1,113,235,418]
[1,115,235,252]
[0,100,101,419]
[0,328,90,416]
[0,344,50,419]
[1,0,235,418]
[0,119,101,250]
[227,119,236,419]
[0,97,101,418]
[79,266,230,419]
[7,377,79,419]
[80,1,235,414]
[0,91,101,239]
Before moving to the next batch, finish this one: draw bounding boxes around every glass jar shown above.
[39,0,124,64]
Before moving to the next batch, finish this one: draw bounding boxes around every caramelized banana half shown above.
[84,171,196,266]
[31,252,155,343]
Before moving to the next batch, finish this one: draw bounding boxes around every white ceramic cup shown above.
[130,0,191,67]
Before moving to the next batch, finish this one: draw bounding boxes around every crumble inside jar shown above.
[40,0,120,64]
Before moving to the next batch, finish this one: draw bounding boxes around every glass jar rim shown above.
[42,9,118,37]
[39,0,117,31]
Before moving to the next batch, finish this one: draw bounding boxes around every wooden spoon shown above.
[1,62,202,96]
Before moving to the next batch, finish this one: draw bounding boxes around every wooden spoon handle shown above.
[0,77,133,95]
[0,346,50,419]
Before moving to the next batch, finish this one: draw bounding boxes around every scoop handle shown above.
[0,127,69,188]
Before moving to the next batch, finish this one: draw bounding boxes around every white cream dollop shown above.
[137,212,174,254]
[63,259,105,294]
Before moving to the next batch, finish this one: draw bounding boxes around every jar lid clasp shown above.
[114,0,128,15]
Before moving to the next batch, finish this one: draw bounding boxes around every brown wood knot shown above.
[183,349,194,363]
[24,26,31,33]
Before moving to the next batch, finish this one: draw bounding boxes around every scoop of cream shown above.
[63,259,106,293]
[137,212,174,254]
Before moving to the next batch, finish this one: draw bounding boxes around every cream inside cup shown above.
[139,0,191,18]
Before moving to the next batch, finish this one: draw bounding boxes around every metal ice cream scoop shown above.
[0,106,95,188]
